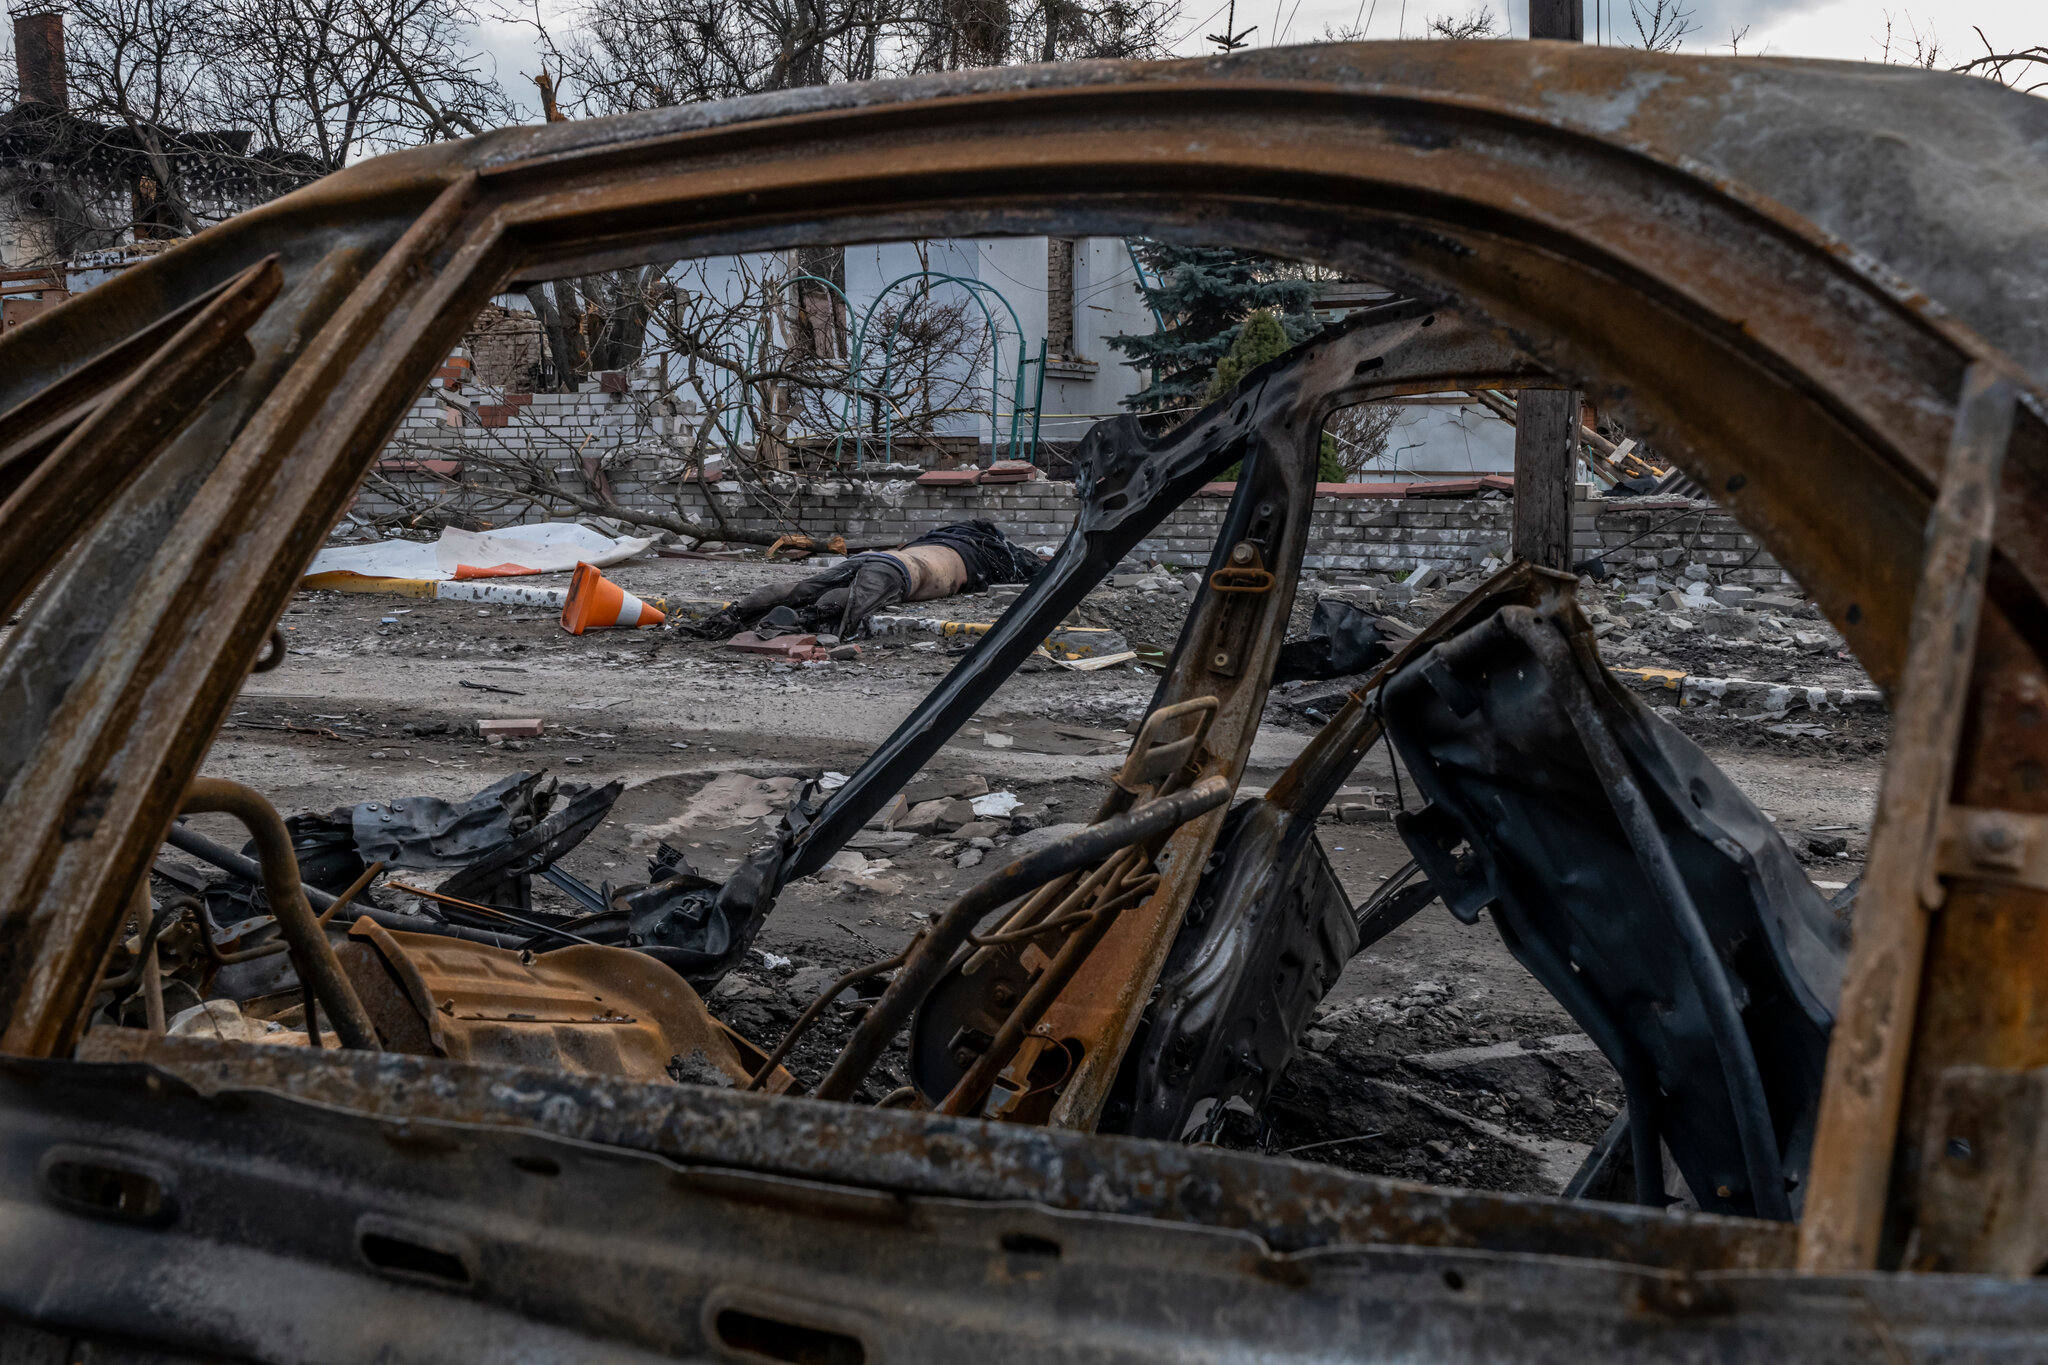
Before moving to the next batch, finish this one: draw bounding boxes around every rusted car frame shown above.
[4,41,2048,1357]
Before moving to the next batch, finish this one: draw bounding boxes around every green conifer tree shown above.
[1200,308,1348,482]
[1203,309,1290,401]
[1109,243,1320,413]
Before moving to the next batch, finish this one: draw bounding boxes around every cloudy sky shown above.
[1253,0,2035,57]
[474,0,2040,123]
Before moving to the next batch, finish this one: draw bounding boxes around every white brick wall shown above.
[355,385,1795,586]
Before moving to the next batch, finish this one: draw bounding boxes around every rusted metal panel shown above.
[1914,1064,2048,1274]
[11,1048,2048,1362]
[344,920,779,1089]
[0,258,281,625]
[52,1038,1796,1269]
[1043,364,1328,1128]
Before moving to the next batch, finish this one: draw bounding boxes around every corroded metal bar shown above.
[176,779,379,1051]
[1800,364,2018,1270]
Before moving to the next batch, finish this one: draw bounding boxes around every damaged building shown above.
[0,11,319,326]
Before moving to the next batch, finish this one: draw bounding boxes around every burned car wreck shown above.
[4,40,2048,1362]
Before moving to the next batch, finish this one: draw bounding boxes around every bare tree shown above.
[639,254,993,470]
[1952,26,2047,93]
[33,0,228,237]
[1873,10,1940,67]
[1322,403,1398,478]
[212,0,516,171]
[1424,6,1499,41]
[0,0,509,265]
[511,0,1177,118]
[1624,0,1696,52]
[490,0,1174,389]
[363,256,998,541]
[527,0,893,110]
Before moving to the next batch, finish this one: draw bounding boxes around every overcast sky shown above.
[473,0,2041,123]
[1255,0,2037,56]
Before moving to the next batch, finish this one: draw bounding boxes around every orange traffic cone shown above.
[559,561,665,634]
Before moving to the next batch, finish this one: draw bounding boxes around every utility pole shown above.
[1527,0,1583,39]
[1512,0,1583,571]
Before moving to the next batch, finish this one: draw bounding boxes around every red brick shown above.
[726,631,828,661]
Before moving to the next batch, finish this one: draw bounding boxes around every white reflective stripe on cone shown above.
[615,593,642,626]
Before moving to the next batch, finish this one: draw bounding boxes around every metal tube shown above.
[137,887,165,1034]
[1028,338,1046,466]
[316,860,383,926]
[164,823,526,949]
[301,970,322,1049]
[814,777,1230,1103]
[1500,608,1789,1219]
[178,778,379,1051]
[385,879,609,948]
[165,822,333,910]
[961,868,1086,976]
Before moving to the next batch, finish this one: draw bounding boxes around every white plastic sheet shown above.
[971,791,1022,818]
[307,522,653,581]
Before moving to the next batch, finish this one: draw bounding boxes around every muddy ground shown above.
[165,551,1882,1200]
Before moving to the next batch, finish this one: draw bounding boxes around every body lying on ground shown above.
[686,520,1048,640]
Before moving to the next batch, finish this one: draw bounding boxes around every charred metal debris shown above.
[4,41,2048,1361]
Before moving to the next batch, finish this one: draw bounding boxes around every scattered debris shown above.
[641,772,804,837]
[727,631,832,662]
[1272,599,1395,685]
